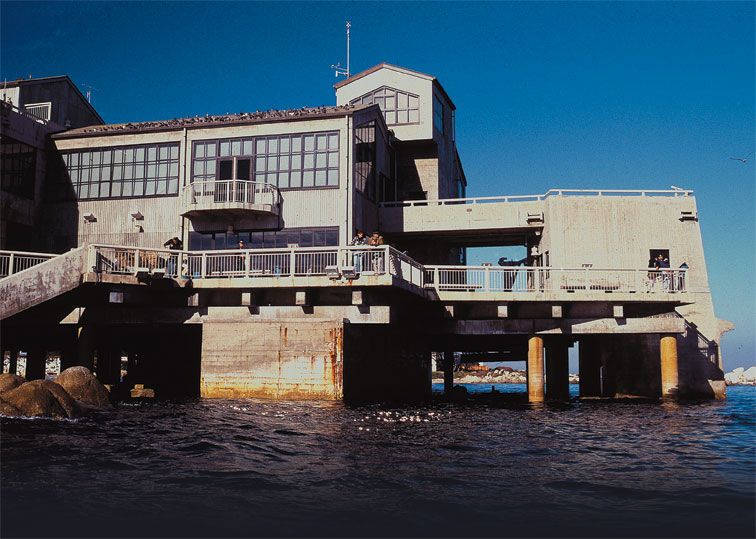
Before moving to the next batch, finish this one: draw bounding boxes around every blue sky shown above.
[2,1,753,372]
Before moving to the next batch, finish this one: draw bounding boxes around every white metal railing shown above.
[1,99,49,125]
[0,250,59,278]
[23,102,51,121]
[380,188,694,208]
[87,244,418,285]
[86,244,686,296]
[423,266,688,294]
[181,180,280,210]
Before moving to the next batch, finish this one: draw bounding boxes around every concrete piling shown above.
[527,336,545,402]
[660,335,679,398]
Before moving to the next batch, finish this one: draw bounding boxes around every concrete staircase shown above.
[0,245,88,320]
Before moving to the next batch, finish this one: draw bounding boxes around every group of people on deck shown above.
[349,229,385,274]
[648,254,688,292]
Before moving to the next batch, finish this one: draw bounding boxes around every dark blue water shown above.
[2,384,754,538]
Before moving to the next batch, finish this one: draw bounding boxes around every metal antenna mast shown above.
[82,84,99,103]
[331,21,351,79]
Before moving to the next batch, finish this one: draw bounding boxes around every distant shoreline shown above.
[431,370,580,385]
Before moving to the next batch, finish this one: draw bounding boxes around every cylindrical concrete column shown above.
[77,325,96,370]
[546,338,570,400]
[578,337,602,397]
[527,336,545,402]
[444,349,454,395]
[660,335,679,398]
[25,344,46,380]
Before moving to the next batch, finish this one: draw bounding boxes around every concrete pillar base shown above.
[527,336,545,402]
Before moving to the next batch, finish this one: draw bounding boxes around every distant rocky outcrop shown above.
[434,369,580,385]
[724,367,756,386]
[55,366,113,409]
[1,379,82,419]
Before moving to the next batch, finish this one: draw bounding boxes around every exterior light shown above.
[83,212,96,222]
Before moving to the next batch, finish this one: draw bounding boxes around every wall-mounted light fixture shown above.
[83,212,96,222]
[130,209,144,220]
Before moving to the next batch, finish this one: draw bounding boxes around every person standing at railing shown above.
[235,240,247,276]
[369,230,385,274]
[163,237,183,277]
[656,254,671,291]
[677,261,688,292]
[350,230,368,273]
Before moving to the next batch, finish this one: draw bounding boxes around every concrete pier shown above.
[546,338,570,400]
[527,336,545,402]
[660,335,679,398]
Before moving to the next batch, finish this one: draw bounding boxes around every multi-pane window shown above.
[350,86,420,125]
[189,227,339,250]
[0,136,36,198]
[355,121,376,200]
[61,143,180,199]
[191,131,339,189]
[433,95,444,134]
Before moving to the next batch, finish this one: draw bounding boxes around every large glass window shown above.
[60,143,180,200]
[433,95,444,134]
[0,136,36,198]
[350,86,420,125]
[354,121,376,201]
[189,227,339,250]
[191,131,339,190]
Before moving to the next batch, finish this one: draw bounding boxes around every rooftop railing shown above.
[181,180,280,212]
[423,266,688,294]
[380,188,694,208]
[0,250,59,278]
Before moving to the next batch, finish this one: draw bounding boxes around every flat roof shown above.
[54,103,377,139]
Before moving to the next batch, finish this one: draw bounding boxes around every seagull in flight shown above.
[730,150,754,163]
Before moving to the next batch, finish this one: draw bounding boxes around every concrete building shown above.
[0,65,731,402]
[1,76,103,250]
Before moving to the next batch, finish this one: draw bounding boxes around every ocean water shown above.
[1,384,754,538]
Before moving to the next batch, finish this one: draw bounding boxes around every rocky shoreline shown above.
[724,367,756,386]
[0,366,113,419]
[432,370,580,385]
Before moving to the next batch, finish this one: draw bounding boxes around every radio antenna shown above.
[331,21,351,79]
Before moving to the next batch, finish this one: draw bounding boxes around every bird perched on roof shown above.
[730,150,754,163]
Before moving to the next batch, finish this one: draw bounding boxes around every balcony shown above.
[180,180,281,219]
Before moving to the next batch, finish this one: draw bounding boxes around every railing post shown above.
[634,269,640,293]
[584,267,590,291]
[87,246,95,272]
[134,250,140,275]
[201,253,207,278]
[434,266,440,290]
[8,253,15,276]
[290,248,296,276]
[484,265,490,292]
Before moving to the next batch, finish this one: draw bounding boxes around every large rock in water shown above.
[1,379,81,419]
[0,373,26,394]
[54,366,113,408]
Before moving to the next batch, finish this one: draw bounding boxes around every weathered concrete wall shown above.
[200,320,343,399]
[0,245,87,320]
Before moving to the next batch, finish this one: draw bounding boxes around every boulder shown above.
[0,397,22,416]
[0,373,26,394]
[743,366,756,384]
[54,366,113,409]
[1,379,81,419]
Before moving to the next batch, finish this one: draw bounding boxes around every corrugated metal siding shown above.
[72,197,182,248]
[280,189,344,229]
